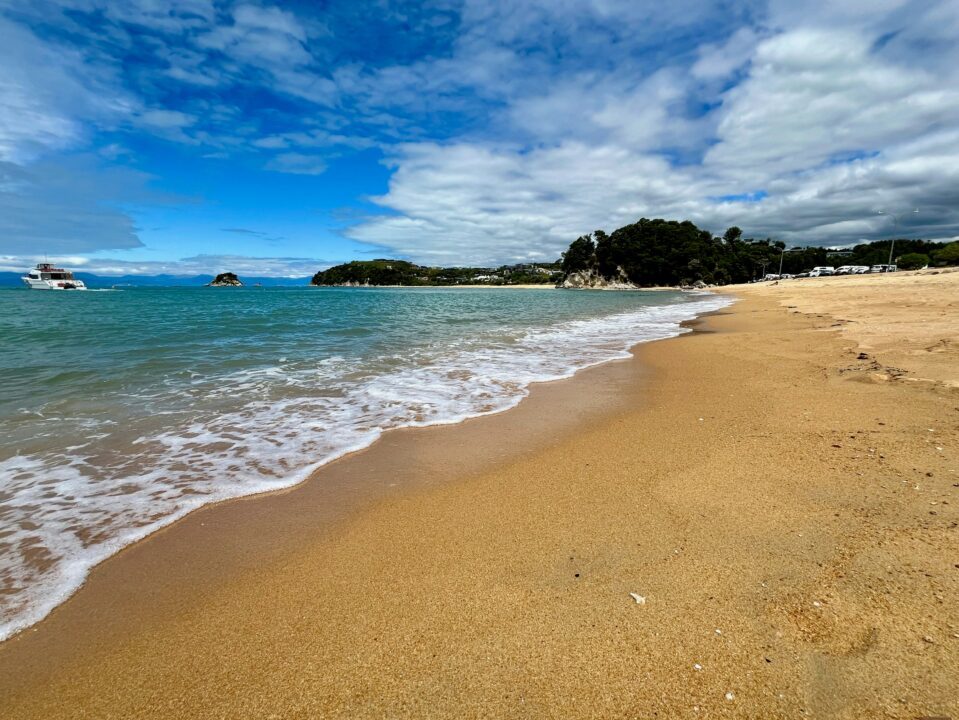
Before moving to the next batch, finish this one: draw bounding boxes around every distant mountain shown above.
[0,272,312,288]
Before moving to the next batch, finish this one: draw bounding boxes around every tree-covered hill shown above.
[310,260,562,286]
[560,220,773,286]
[559,218,958,287]
[311,260,426,285]
[309,231,959,289]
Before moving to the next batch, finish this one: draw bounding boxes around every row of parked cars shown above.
[762,264,897,281]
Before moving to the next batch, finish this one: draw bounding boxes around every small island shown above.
[208,272,243,287]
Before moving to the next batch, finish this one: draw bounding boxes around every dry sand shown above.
[739,268,959,387]
[1,272,957,719]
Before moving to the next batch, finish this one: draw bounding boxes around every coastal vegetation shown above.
[308,224,959,290]
[559,219,959,287]
[560,220,788,287]
[933,241,959,265]
[311,259,561,286]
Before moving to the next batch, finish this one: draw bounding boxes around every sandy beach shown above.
[1,271,957,718]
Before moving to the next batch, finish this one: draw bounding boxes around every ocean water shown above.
[0,285,731,640]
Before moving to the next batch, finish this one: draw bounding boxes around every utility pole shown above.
[877,209,919,267]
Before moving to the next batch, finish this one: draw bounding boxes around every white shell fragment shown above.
[725,692,735,701]
[693,663,703,671]
[629,592,647,605]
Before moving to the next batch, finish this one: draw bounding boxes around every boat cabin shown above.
[29,263,76,281]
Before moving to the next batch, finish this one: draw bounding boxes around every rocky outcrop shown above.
[557,267,637,290]
[208,272,243,287]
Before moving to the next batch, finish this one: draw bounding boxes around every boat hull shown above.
[21,277,87,290]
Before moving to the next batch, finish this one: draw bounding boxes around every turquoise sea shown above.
[0,285,730,639]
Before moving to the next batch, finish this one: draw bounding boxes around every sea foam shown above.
[0,291,731,641]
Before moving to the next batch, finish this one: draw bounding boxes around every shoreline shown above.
[0,305,718,668]
[0,292,728,644]
[2,276,957,717]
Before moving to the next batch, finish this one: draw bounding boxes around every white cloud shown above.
[692,27,759,80]
[345,3,959,261]
[138,109,197,129]
[0,18,134,162]
[70,0,217,33]
[704,28,959,179]
[265,153,328,176]
[2,0,958,265]
[349,142,690,265]
[198,4,313,73]
[252,136,290,150]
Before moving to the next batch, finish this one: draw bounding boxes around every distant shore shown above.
[310,282,557,289]
[310,283,683,290]
[447,283,555,289]
[1,272,956,718]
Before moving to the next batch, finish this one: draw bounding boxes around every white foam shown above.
[0,293,732,641]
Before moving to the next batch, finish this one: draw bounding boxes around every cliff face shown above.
[208,272,242,287]
[557,268,637,290]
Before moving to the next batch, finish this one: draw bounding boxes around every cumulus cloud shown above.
[692,27,760,80]
[705,28,959,178]
[345,1,959,260]
[349,142,690,265]
[1,0,958,266]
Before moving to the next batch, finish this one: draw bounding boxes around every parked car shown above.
[869,264,897,273]
[812,266,835,276]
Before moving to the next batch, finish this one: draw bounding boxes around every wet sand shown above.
[1,273,957,718]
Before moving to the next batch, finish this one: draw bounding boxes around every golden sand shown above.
[1,272,956,718]
[737,268,959,386]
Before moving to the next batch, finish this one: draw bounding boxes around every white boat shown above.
[21,263,88,290]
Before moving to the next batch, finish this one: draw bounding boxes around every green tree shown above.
[555,220,947,287]
[897,253,929,270]
[561,235,596,274]
[933,241,959,265]
[723,226,743,244]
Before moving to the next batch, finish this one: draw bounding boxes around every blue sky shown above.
[1,0,958,275]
